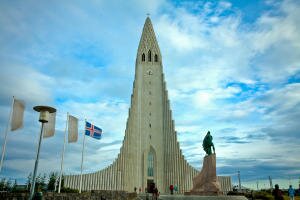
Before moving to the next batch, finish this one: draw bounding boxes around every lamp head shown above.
[33,106,56,123]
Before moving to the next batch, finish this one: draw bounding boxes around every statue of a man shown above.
[202,131,215,155]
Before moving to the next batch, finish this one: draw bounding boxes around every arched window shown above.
[154,54,158,62]
[148,151,154,177]
[148,50,152,62]
[142,53,145,62]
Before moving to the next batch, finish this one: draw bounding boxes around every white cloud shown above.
[0,64,54,105]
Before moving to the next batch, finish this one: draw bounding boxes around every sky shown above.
[0,0,299,190]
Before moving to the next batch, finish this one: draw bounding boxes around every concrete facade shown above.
[64,17,232,194]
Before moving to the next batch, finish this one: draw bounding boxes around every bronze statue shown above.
[202,131,215,155]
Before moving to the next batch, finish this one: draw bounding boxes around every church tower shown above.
[120,16,199,192]
[64,17,231,194]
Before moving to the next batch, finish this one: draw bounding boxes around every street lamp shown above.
[29,106,56,200]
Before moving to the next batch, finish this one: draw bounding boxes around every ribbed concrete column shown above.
[180,156,184,193]
[171,119,175,186]
[103,171,106,190]
[72,175,75,189]
[87,174,90,191]
[179,155,183,193]
[187,166,191,190]
[106,167,110,190]
[89,173,93,190]
[175,140,179,191]
[80,175,84,191]
[104,170,107,190]
[93,173,96,190]
[65,176,69,188]
[100,171,103,190]
[189,167,192,190]
[85,174,88,191]
[70,175,73,189]
[162,82,166,192]
[107,167,110,190]
[99,172,102,190]
[73,175,76,189]
[82,175,85,191]
[98,172,102,190]
[168,100,172,189]
[100,172,103,190]
[120,152,124,190]
[110,165,113,190]
[89,173,92,191]
[95,172,98,190]
[115,159,119,191]
[116,160,119,190]
[112,163,116,190]
[112,164,115,190]
[91,173,94,190]
[110,165,114,190]
[165,100,170,190]
[184,159,187,191]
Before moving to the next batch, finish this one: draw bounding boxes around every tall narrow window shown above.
[142,53,145,62]
[155,54,158,62]
[148,50,152,62]
[148,151,154,177]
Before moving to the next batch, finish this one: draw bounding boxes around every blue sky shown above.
[0,0,299,189]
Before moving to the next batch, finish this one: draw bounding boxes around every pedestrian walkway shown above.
[137,194,248,200]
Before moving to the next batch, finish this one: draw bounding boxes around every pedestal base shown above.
[189,154,221,195]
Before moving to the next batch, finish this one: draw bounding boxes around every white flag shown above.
[11,99,25,131]
[43,112,56,138]
[68,115,78,143]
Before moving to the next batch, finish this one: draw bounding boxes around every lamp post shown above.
[29,106,56,200]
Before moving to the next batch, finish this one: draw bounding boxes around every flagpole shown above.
[58,112,68,193]
[0,96,15,173]
[79,119,86,194]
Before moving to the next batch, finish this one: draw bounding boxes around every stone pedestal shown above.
[187,154,221,195]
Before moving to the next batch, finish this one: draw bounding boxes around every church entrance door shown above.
[147,179,155,193]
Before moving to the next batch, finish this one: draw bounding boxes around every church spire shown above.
[137,17,161,63]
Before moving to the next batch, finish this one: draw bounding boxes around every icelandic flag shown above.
[85,121,102,140]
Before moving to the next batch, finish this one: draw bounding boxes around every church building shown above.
[64,17,232,194]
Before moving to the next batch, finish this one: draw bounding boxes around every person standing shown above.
[288,185,295,200]
[153,187,159,200]
[174,184,178,194]
[272,184,284,200]
[169,184,174,195]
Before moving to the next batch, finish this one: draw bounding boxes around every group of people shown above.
[136,182,297,199]
[169,184,178,194]
[272,184,296,200]
[134,184,159,200]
